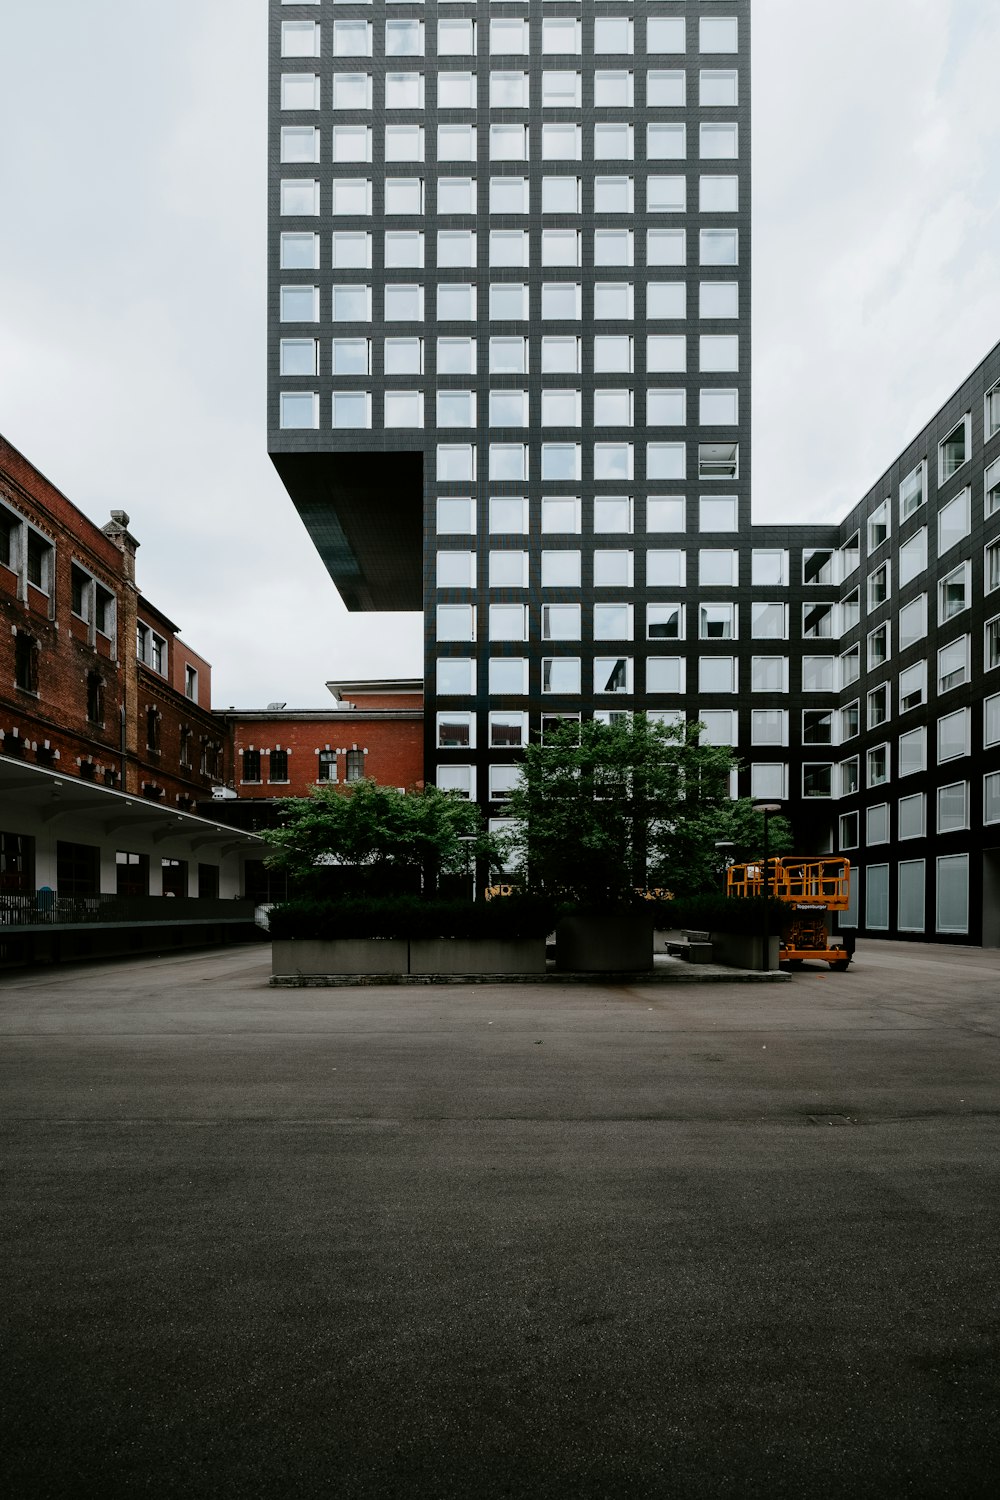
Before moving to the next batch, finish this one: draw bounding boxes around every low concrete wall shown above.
[711,932,780,971]
[555,913,654,972]
[271,938,408,976]
[409,938,546,975]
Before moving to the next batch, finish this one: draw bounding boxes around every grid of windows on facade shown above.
[277,7,745,430]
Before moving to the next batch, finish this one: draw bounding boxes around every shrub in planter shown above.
[269,894,557,943]
[646,893,788,937]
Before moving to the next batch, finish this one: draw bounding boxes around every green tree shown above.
[657,798,795,898]
[262,780,495,896]
[500,716,738,906]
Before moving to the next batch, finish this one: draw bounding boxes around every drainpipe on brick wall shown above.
[102,510,140,795]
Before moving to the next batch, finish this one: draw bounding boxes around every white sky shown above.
[1,0,998,706]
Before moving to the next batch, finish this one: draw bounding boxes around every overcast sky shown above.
[1,1,998,706]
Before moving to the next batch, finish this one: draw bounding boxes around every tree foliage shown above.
[500,716,742,906]
[262,780,495,895]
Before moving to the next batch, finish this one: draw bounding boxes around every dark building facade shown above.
[266,1,1000,944]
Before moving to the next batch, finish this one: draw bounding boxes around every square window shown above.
[938,707,970,762]
[490,443,529,481]
[751,603,786,640]
[699,657,737,694]
[898,727,926,776]
[436,550,476,589]
[700,17,738,53]
[489,178,529,215]
[541,444,581,481]
[437,711,474,750]
[700,123,738,159]
[541,284,581,320]
[436,444,476,482]
[491,390,530,427]
[987,459,1000,517]
[595,444,633,481]
[594,497,633,534]
[437,659,476,696]
[839,812,859,851]
[594,70,633,107]
[699,282,739,318]
[646,500,685,534]
[436,337,475,375]
[333,20,371,58]
[594,550,633,588]
[647,604,684,641]
[866,804,890,846]
[985,772,1000,826]
[594,603,633,641]
[280,232,319,270]
[752,709,787,747]
[938,416,970,483]
[938,488,971,554]
[489,658,528,696]
[437,391,474,427]
[647,177,686,213]
[332,124,372,164]
[438,125,477,162]
[751,765,788,801]
[436,604,475,642]
[437,497,475,536]
[647,390,686,426]
[938,561,970,622]
[700,230,738,266]
[647,229,686,267]
[899,462,925,520]
[594,123,634,160]
[282,338,319,376]
[437,230,476,268]
[489,603,527,642]
[437,178,476,215]
[647,335,686,373]
[540,70,580,107]
[283,72,322,111]
[699,550,738,587]
[698,442,738,480]
[937,782,969,833]
[490,18,530,56]
[594,284,634,321]
[898,660,927,714]
[385,124,425,163]
[647,18,686,55]
[751,658,788,693]
[384,230,422,268]
[647,444,686,481]
[647,549,686,587]
[542,123,582,160]
[648,123,686,161]
[541,176,581,214]
[801,656,835,692]
[700,69,738,106]
[898,793,925,841]
[867,745,889,788]
[281,126,320,164]
[592,390,630,426]
[594,18,633,54]
[648,283,686,320]
[541,497,581,534]
[899,528,927,586]
[699,335,739,372]
[490,497,529,534]
[986,614,1000,672]
[280,285,318,322]
[331,392,370,429]
[541,550,582,588]
[542,18,581,55]
[699,176,739,212]
[898,594,927,650]
[541,658,581,695]
[282,20,320,58]
[384,285,424,321]
[384,72,424,111]
[330,179,371,216]
[331,285,371,322]
[699,602,735,640]
[752,550,787,586]
[437,285,476,322]
[490,283,530,321]
[699,497,738,532]
[542,604,581,641]
[332,231,372,270]
[280,392,318,429]
[648,657,686,694]
[438,18,475,55]
[489,337,527,375]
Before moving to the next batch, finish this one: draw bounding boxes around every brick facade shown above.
[230,709,424,799]
[0,435,226,807]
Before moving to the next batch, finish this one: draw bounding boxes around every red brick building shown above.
[228,680,424,800]
[0,434,226,806]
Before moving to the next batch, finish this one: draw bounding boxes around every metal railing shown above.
[0,893,256,928]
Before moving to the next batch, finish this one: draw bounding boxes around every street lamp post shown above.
[752,803,782,971]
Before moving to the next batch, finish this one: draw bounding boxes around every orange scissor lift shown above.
[726,857,853,971]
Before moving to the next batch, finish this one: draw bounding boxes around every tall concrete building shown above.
[267,1,1000,944]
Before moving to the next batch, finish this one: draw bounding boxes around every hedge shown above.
[269,894,557,942]
[644,893,791,936]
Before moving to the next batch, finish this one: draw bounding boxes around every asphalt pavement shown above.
[3,941,1000,1498]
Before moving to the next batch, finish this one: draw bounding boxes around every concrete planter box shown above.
[555,912,654,972]
[272,938,408,976]
[711,932,780,971]
[409,937,546,975]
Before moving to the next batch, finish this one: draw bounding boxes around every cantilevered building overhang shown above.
[270,449,423,613]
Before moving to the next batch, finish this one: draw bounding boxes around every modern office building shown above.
[267,1,1000,944]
